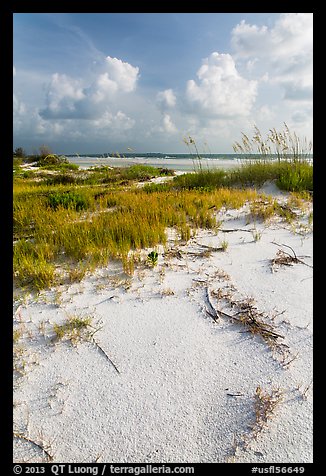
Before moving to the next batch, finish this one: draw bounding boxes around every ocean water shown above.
[66,153,313,172]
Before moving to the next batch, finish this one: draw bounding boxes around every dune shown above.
[13,185,313,463]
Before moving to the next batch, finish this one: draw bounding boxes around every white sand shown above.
[13,184,313,463]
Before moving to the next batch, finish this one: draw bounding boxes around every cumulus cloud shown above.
[13,14,312,153]
[232,14,312,59]
[156,89,176,110]
[231,13,313,102]
[91,73,118,103]
[40,56,140,119]
[42,73,86,118]
[104,56,139,93]
[185,52,257,118]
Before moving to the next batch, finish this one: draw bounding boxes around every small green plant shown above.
[122,254,135,276]
[252,229,262,242]
[68,265,88,283]
[220,239,229,251]
[53,315,93,345]
[308,211,313,226]
[13,328,22,344]
[147,250,158,267]
[14,252,56,290]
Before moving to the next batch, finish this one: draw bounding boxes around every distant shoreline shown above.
[67,155,313,172]
[67,156,243,171]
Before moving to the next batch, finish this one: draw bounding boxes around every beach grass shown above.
[13,144,312,292]
[14,176,260,289]
[168,160,312,193]
[172,124,313,193]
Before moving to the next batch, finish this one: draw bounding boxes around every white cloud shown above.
[43,73,86,117]
[185,52,257,117]
[148,112,178,137]
[13,66,16,76]
[40,56,140,119]
[231,21,270,57]
[162,113,177,134]
[104,56,139,93]
[255,105,276,122]
[157,89,176,110]
[13,94,26,117]
[91,73,118,102]
[231,13,313,102]
[232,14,312,59]
[13,14,313,154]
[91,110,135,134]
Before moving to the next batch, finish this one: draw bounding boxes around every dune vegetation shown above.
[13,126,313,291]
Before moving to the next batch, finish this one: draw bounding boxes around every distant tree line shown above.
[13,144,69,166]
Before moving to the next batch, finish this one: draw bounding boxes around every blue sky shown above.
[13,13,313,154]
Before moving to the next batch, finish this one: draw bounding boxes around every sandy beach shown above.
[13,182,313,464]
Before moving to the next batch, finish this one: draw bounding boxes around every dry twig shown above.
[270,241,312,272]
[91,338,120,374]
[211,288,293,363]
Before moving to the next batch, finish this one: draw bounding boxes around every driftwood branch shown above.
[204,287,219,322]
[194,242,225,252]
[220,228,255,233]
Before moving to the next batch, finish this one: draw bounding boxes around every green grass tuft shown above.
[48,191,89,211]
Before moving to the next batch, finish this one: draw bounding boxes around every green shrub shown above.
[158,168,175,176]
[48,191,89,211]
[122,165,161,181]
[37,154,68,166]
[22,170,35,179]
[46,174,78,185]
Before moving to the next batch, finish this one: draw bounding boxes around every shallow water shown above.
[66,153,313,172]
[68,156,244,171]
